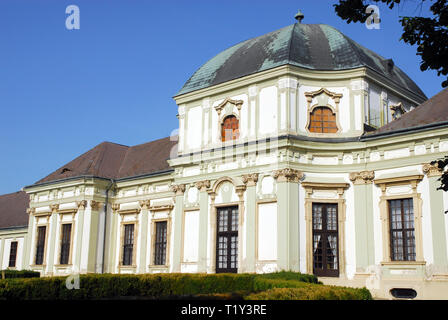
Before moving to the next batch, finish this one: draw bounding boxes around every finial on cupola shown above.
[295,9,304,23]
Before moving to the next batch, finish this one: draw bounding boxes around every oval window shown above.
[390,288,417,299]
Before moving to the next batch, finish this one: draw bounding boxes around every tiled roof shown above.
[0,191,29,229]
[177,23,426,99]
[370,88,448,135]
[35,136,177,185]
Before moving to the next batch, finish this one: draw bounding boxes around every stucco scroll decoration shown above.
[304,88,343,134]
[422,163,443,177]
[76,200,88,210]
[241,173,259,187]
[170,184,186,195]
[349,171,375,184]
[194,180,211,192]
[214,98,244,117]
[390,102,406,120]
[138,200,151,210]
[273,169,304,183]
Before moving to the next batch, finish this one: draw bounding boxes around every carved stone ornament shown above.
[194,180,211,192]
[422,163,443,177]
[111,203,120,212]
[76,200,88,210]
[273,169,304,183]
[50,204,59,212]
[349,171,375,184]
[241,173,259,187]
[214,98,244,116]
[26,207,36,215]
[170,184,186,195]
[304,88,343,104]
[90,200,102,211]
[139,200,151,210]
[390,102,406,120]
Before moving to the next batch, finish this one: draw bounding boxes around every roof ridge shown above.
[287,23,297,64]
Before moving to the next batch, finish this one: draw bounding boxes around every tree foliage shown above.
[334,0,448,87]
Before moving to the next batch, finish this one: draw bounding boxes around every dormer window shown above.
[221,115,239,142]
[308,107,338,133]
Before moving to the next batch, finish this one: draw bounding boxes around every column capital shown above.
[90,200,102,211]
[194,180,211,192]
[422,163,443,177]
[170,184,186,195]
[139,200,151,210]
[111,203,120,212]
[50,204,59,213]
[241,173,259,187]
[76,200,88,210]
[349,171,375,185]
[273,168,303,183]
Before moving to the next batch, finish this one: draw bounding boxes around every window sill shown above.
[381,261,426,266]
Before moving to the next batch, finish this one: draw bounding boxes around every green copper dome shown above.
[177,23,426,99]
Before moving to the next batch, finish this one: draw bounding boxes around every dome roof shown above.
[177,23,426,99]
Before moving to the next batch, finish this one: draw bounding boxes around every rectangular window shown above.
[122,224,135,266]
[389,198,416,261]
[368,87,382,128]
[154,221,167,265]
[60,224,72,265]
[35,226,46,265]
[8,241,18,268]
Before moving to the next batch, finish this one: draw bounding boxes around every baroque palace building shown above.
[1,13,448,300]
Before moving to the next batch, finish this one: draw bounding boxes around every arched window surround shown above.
[304,88,342,136]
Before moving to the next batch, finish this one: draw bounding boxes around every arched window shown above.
[309,107,338,133]
[221,115,239,142]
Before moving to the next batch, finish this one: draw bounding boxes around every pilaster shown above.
[46,204,59,275]
[242,174,258,272]
[171,184,185,272]
[273,169,303,271]
[349,171,376,271]
[138,200,150,273]
[423,163,448,267]
[195,180,210,272]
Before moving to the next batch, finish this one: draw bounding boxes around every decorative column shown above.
[273,169,303,271]
[46,204,59,275]
[195,180,210,273]
[422,163,448,267]
[106,203,120,273]
[74,200,87,272]
[86,200,102,272]
[241,173,258,273]
[23,207,36,269]
[248,85,258,139]
[171,184,186,272]
[349,171,376,272]
[235,184,246,273]
[138,200,150,273]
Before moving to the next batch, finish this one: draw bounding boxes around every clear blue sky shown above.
[0,0,444,194]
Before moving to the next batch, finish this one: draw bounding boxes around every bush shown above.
[0,270,40,279]
[245,286,372,300]
[0,272,371,300]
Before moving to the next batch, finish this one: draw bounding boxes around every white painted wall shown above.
[183,210,199,263]
[258,86,278,135]
[257,202,277,261]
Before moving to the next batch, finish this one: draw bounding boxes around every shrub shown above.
[245,286,372,300]
[0,270,40,279]
[0,272,372,300]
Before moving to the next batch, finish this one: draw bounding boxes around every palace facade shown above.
[1,16,448,300]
